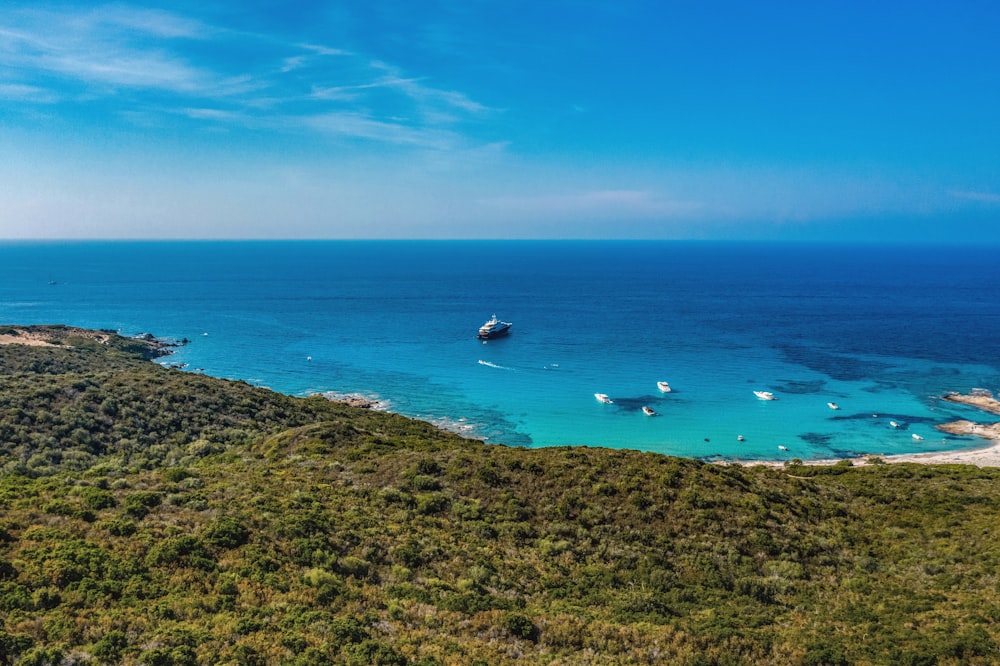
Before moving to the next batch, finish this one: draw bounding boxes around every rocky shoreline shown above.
[733,389,1000,469]
[941,390,1000,416]
[932,390,1000,444]
[317,390,388,411]
[0,324,185,359]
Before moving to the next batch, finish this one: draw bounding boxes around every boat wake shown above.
[478,359,512,370]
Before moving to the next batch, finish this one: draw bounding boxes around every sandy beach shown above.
[738,439,1000,469]
[885,392,1000,466]
[796,434,1000,468]
[737,391,1000,468]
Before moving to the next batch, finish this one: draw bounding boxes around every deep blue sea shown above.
[3,240,999,462]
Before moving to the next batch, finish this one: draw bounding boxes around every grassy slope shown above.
[1,329,999,665]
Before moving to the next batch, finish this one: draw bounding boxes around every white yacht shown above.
[594,393,613,404]
[827,402,840,410]
[642,405,656,416]
[754,391,777,401]
[477,314,512,339]
[657,381,672,393]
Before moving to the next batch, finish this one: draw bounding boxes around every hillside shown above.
[1,327,999,665]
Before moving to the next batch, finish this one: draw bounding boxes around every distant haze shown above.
[1,2,998,241]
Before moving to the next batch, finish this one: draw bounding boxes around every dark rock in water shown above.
[829,447,862,459]
[613,396,659,410]
[774,379,827,395]
[798,432,834,447]
[830,412,881,422]
[779,345,893,382]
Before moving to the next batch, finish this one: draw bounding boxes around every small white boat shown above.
[595,393,613,404]
[737,435,745,442]
[642,406,656,416]
[890,420,900,428]
[827,402,839,410]
[912,433,923,440]
[657,381,672,393]
[778,445,788,451]
[754,391,777,401]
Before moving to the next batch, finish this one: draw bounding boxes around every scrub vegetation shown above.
[1,327,999,664]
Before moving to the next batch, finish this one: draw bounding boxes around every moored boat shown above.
[657,381,672,393]
[477,314,512,339]
[754,390,777,401]
[827,402,840,410]
[642,405,656,416]
[594,393,613,404]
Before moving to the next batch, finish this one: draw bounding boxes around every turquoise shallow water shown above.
[2,240,999,462]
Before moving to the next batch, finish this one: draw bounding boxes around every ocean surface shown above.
[2,240,999,463]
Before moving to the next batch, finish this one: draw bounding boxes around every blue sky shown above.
[1,1,998,240]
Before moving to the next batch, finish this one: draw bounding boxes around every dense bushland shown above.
[1,329,999,664]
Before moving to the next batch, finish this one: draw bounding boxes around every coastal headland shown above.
[0,324,181,359]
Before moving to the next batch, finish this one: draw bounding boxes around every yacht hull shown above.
[477,324,511,339]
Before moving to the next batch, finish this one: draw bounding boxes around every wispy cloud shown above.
[950,190,1000,204]
[0,82,57,103]
[482,189,705,218]
[0,4,495,152]
[50,51,207,92]
[179,107,243,122]
[0,7,210,93]
[81,6,208,39]
[372,63,488,114]
[304,111,461,150]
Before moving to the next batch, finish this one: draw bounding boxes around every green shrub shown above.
[502,612,539,642]
[92,630,128,662]
[202,516,250,550]
[416,458,442,475]
[337,556,371,578]
[16,647,65,666]
[409,474,441,491]
[145,536,214,570]
[79,486,117,510]
[415,492,450,515]
[393,543,421,567]
[103,518,137,537]
[124,491,162,519]
[330,616,368,644]
[162,467,192,483]
[0,559,17,581]
[345,640,406,666]
[0,630,33,661]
